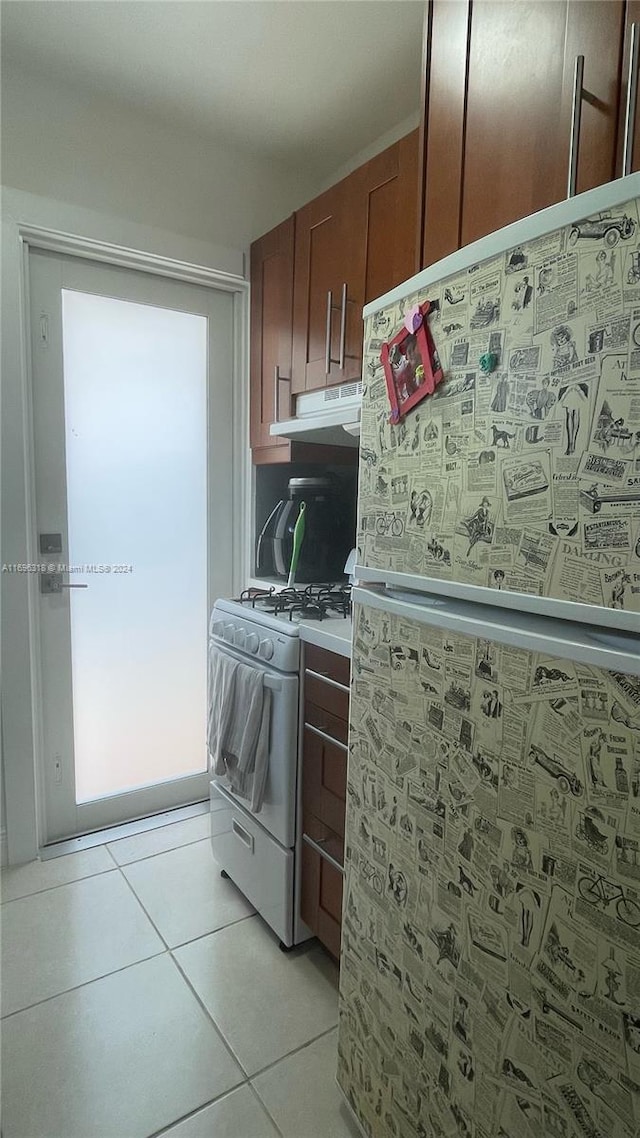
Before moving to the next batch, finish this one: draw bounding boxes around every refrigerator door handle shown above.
[567,54,584,198]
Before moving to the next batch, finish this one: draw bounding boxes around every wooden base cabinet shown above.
[299,642,350,960]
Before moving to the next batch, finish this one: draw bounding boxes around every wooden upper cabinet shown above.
[249,216,294,462]
[291,184,345,395]
[617,2,640,176]
[292,130,420,395]
[422,1,625,267]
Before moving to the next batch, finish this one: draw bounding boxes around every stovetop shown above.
[235,584,352,623]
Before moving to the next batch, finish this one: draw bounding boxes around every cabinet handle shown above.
[567,54,584,198]
[325,290,343,374]
[305,722,348,752]
[325,290,333,374]
[338,282,348,370]
[624,24,640,176]
[303,832,344,876]
[305,667,350,694]
[273,365,291,424]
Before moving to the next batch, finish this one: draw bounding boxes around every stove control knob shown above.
[246,632,260,654]
[260,638,274,661]
[224,623,235,641]
[234,628,246,648]
[211,620,224,638]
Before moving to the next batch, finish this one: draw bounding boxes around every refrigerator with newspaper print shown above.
[337,175,640,1138]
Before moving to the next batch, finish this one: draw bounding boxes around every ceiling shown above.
[1,1,425,174]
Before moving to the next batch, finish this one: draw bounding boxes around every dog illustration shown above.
[491,425,516,448]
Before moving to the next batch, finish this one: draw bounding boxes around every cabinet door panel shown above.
[460,1,568,247]
[422,1,624,263]
[616,1,640,176]
[364,131,420,304]
[422,0,469,266]
[302,726,347,838]
[292,186,344,394]
[249,217,294,458]
[564,1,624,195]
[300,838,342,959]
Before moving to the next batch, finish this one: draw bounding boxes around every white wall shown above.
[1,64,319,248]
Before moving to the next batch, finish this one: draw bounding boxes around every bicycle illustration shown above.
[577,873,640,928]
[375,512,404,538]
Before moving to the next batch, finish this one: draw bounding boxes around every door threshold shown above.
[39,800,209,859]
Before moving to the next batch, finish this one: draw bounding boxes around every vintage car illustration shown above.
[529,744,582,796]
[568,210,636,247]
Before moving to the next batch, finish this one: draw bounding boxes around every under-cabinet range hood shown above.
[270,381,361,447]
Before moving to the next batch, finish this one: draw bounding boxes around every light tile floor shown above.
[1,813,361,1138]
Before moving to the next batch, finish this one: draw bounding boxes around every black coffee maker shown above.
[256,477,353,583]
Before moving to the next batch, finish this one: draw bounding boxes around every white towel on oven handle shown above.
[207,644,271,813]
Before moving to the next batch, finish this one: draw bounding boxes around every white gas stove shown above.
[208,585,350,949]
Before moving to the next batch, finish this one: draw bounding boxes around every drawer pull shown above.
[305,667,350,694]
[305,722,348,752]
[303,832,344,876]
[232,818,254,853]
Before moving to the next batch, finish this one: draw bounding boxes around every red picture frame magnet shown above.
[381,301,444,424]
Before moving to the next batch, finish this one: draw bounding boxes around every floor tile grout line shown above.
[145,1083,252,1138]
[168,946,251,1079]
[0,863,118,906]
[116,861,175,953]
[1,823,211,905]
[246,1081,287,1138]
[169,910,256,952]
[0,946,169,1021]
[117,848,257,952]
[106,831,213,868]
[249,1021,340,1083]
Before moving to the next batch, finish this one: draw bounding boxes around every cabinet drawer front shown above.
[305,643,350,687]
[304,672,349,721]
[304,701,349,746]
[303,726,347,838]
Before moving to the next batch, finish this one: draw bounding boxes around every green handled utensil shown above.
[287,500,306,587]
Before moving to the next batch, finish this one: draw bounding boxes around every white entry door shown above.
[29,250,236,842]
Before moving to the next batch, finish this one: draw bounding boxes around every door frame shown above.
[4,222,250,863]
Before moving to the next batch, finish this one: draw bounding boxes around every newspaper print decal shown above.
[337,602,640,1138]
[358,197,640,614]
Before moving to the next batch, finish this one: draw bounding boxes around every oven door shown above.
[208,638,298,848]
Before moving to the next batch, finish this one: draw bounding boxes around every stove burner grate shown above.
[235,584,351,621]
